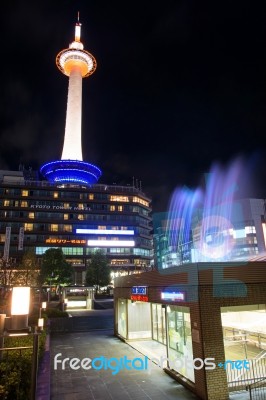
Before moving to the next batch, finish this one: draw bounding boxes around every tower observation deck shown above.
[40,17,102,186]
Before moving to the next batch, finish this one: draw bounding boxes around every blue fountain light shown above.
[40,160,102,186]
[166,157,251,265]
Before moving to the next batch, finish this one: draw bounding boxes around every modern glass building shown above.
[153,198,266,270]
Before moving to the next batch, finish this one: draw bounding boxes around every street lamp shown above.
[38,301,47,330]
[11,287,30,331]
[5,287,41,399]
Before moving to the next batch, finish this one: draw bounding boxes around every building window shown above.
[22,190,28,197]
[62,247,83,255]
[3,200,10,207]
[110,205,116,212]
[132,196,149,207]
[88,194,94,200]
[78,214,84,220]
[64,203,70,209]
[64,214,69,220]
[28,212,35,219]
[110,195,129,202]
[54,192,59,198]
[51,224,58,232]
[118,205,123,212]
[24,223,33,231]
[78,203,84,210]
[245,226,256,234]
[21,201,28,207]
[63,225,72,232]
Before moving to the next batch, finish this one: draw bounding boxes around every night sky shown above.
[0,1,266,212]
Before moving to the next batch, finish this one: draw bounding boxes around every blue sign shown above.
[131,286,147,295]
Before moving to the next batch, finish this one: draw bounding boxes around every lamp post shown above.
[8,287,41,400]
[48,272,54,303]
[11,287,31,331]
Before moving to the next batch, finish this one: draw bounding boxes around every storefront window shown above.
[167,305,194,382]
[117,299,127,338]
[152,304,167,345]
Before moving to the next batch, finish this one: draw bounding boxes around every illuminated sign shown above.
[30,204,91,211]
[3,226,11,260]
[130,295,149,302]
[45,239,86,244]
[76,228,134,235]
[87,240,135,247]
[131,286,147,295]
[161,291,185,301]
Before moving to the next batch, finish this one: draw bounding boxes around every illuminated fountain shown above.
[166,157,252,265]
[166,187,203,266]
[40,16,102,186]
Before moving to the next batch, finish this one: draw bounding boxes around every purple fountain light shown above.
[166,157,251,265]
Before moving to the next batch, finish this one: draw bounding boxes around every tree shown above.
[39,248,73,286]
[15,250,40,286]
[0,258,17,288]
[85,250,110,292]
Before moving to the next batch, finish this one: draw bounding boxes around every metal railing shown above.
[227,358,266,399]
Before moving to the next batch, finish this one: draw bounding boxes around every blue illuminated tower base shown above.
[40,160,102,186]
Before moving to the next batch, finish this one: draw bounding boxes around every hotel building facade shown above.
[0,170,153,284]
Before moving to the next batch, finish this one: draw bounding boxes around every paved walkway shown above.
[50,329,200,400]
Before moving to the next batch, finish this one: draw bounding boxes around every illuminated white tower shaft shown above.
[56,20,97,161]
[62,68,83,159]
[40,18,101,186]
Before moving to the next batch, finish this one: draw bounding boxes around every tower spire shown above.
[75,12,81,43]
[40,18,101,186]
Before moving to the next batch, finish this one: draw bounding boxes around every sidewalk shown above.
[50,329,200,400]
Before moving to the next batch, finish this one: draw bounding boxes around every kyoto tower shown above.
[40,16,102,185]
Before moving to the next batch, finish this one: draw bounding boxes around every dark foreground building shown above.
[114,261,266,400]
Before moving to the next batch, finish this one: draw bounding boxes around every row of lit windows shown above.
[132,196,149,207]
[1,201,148,215]
[16,189,95,201]
[35,247,84,255]
[0,226,132,242]
[0,214,150,230]
[24,223,73,232]
[34,246,151,257]
[2,191,149,206]
[110,259,130,265]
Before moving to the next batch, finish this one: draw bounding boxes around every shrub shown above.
[44,308,69,318]
[0,330,46,399]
